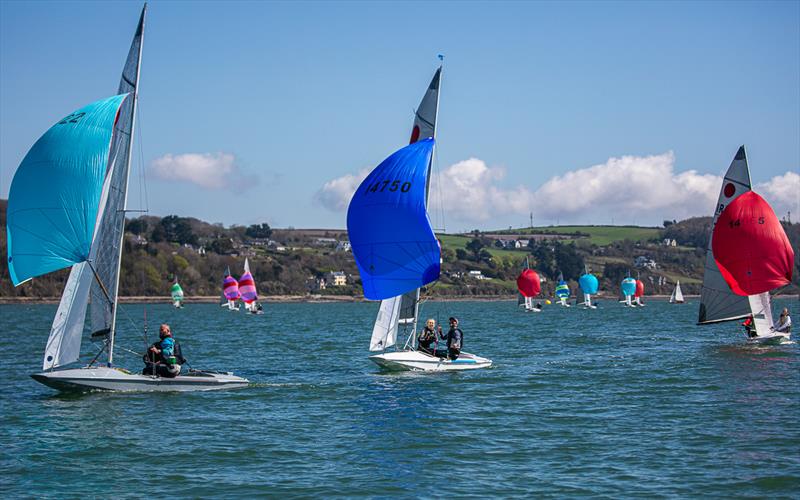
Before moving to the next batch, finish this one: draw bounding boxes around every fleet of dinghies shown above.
[3,8,795,393]
[6,5,248,392]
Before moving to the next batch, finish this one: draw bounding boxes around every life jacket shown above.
[160,337,177,365]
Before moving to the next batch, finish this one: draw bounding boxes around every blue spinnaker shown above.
[555,280,570,299]
[7,94,129,285]
[579,273,599,294]
[347,138,439,300]
[621,277,637,296]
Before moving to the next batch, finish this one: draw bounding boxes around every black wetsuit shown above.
[445,327,463,360]
[418,327,438,355]
[142,339,186,378]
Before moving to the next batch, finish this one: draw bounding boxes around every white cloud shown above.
[528,152,722,222]
[756,171,800,219]
[314,168,369,212]
[150,152,257,191]
[429,158,535,222]
[317,151,798,226]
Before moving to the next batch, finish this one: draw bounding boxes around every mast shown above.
[108,5,145,365]
[411,62,443,341]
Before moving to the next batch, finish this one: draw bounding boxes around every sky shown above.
[1,0,798,231]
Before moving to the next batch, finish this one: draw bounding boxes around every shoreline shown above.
[1,293,778,306]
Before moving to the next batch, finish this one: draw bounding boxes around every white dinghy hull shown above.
[31,366,249,392]
[747,333,790,346]
[370,350,492,372]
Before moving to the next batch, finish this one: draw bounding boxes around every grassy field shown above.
[489,225,662,246]
[438,234,530,259]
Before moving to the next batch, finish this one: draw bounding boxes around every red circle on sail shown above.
[409,125,420,144]
[712,191,794,295]
[723,183,735,198]
[517,269,541,297]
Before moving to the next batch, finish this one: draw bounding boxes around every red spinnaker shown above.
[634,280,644,298]
[712,191,794,296]
[517,269,541,297]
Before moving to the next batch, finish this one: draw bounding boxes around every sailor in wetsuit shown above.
[418,319,439,355]
[444,317,463,360]
[143,323,186,378]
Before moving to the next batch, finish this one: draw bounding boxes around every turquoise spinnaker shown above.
[347,138,439,300]
[6,94,129,285]
[579,273,599,294]
[621,277,637,296]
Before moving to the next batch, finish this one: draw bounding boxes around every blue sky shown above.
[1,0,798,230]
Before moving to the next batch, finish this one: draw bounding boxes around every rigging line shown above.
[136,98,150,213]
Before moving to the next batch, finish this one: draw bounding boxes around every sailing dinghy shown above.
[7,6,248,392]
[634,278,645,306]
[578,269,599,309]
[669,281,684,304]
[170,278,184,308]
[239,258,263,314]
[555,273,571,307]
[517,257,541,312]
[221,266,241,311]
[698,146,794,345]
[621,277,637,307]
[348,66,491,371]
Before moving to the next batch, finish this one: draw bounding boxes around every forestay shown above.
[347,138,439,301]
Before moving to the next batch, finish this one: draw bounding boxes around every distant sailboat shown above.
[349,64,491,371]
[634,277,645,306]
[555,272,571,307]
[238,258,263,315]
[699,146,793,344]
[621,277,637,307]
[578,269,599,309]
[669,281,684,304]
[517,257,541,312]
[7,6,247,391]
[170,278,184,308]
[221,266,240,311]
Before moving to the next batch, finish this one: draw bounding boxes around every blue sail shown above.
[347,138,439,300]
[579,273,599,294]
[621,277,637,296]
[555,280,570,299]
[6,94,129,286]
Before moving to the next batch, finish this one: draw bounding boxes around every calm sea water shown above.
[1,298,798,498]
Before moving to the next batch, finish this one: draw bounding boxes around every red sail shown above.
[712,191,794,296]
[634,280,644,298]
[517,269,541,297]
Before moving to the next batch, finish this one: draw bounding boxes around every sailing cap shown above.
[449,317,458,323]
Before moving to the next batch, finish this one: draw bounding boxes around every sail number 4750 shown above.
[364,180,412,195]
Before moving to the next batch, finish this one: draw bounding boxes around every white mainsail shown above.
[748,292,775,336]
[697,146,752,324]
[669,281,684,304]
[370,296,402,351]
[371,65,442,349]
